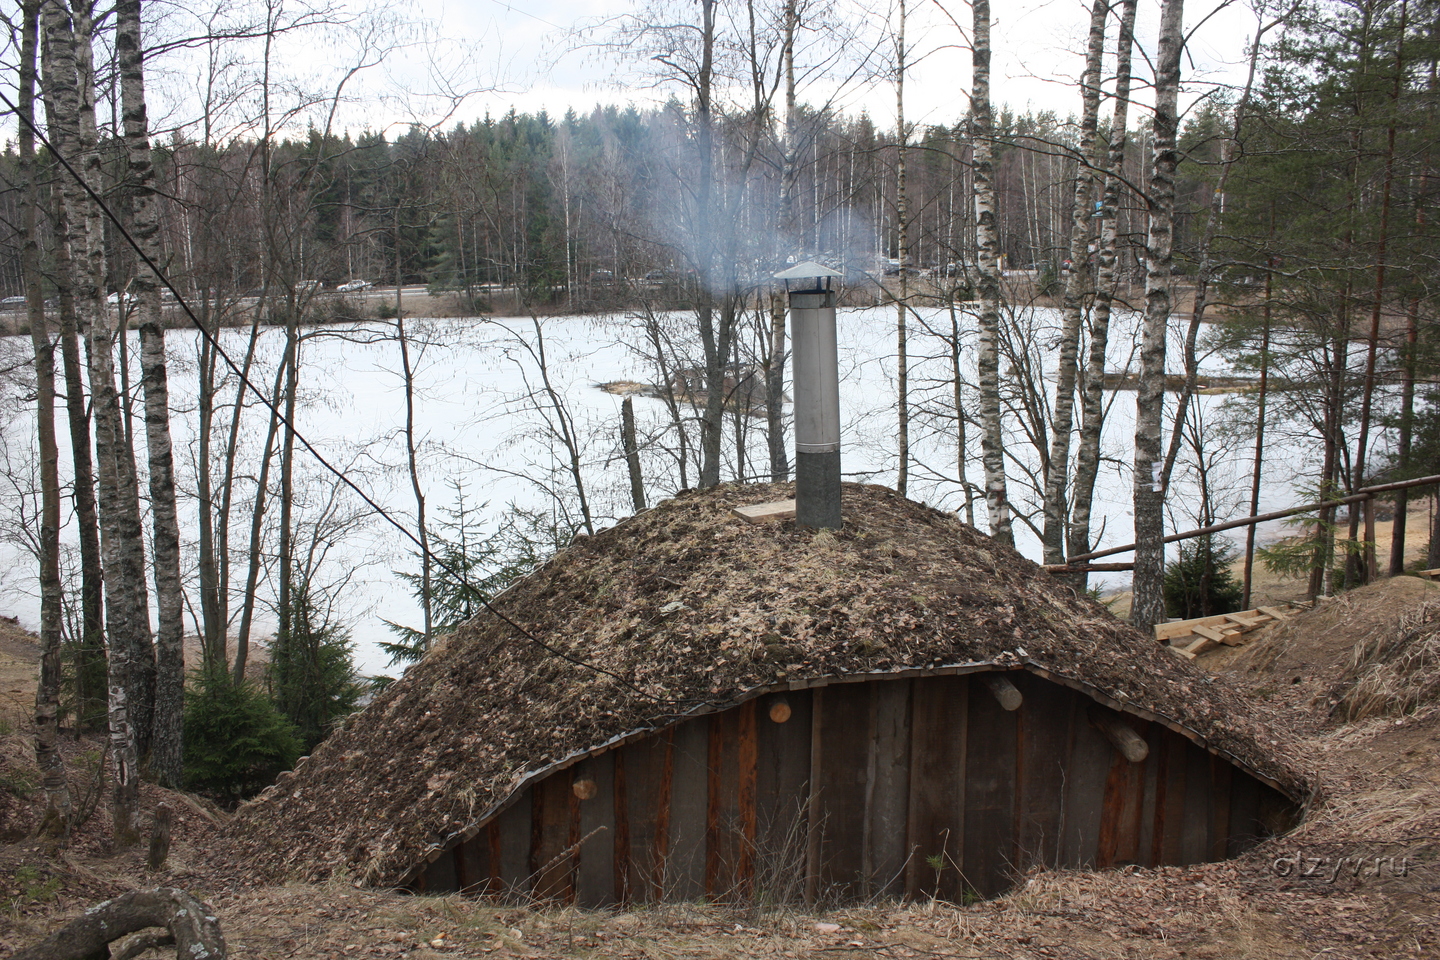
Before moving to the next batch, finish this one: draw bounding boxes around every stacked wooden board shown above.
[1157,604,1300,659]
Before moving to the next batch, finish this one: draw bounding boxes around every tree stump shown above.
[148,802,173,870]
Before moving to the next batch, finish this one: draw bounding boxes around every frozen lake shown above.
[0,305,1309,676]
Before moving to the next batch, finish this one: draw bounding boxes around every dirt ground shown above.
[2,578,1438,959]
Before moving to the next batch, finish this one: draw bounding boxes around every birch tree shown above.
[117,0,185,788]
[20,0,70,836]
[894,0,911,496]
[1041,0,1108,565]
[1068,0,1138,573]
[972,0,1013,545]
[1130,0,1186,632]
[43,0,147,843]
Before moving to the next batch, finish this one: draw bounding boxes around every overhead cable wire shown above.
[1,88,694,707]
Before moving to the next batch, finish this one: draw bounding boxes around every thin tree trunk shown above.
[696,0,725,490]
[1068,0,1138,579]
[766,0,798,483]
[233,354,289,685]
[972,0,1012,546]
[1130,0,1185,633]
[1041,0,1108,565]
[277,316,300,665]
[1242,256,1273,610]
[214,319,266,670]
[44,0,144,845]
[20,0,70,836]
[1348,0,1408,585]
[48,183,106,734]
[396,316,432,645]
[195,320,222,667]
[1159,9,1280,492]
[118,0,184,788]
[949,299,975,525]
[1390,181,1426,575]
[895,0,910,496]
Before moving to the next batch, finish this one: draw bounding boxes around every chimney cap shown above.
[774,260,844,281]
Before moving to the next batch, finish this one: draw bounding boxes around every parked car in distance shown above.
[0,296,27,310]
[337,279,372,293]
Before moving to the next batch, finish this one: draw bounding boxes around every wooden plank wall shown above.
[422,674,1293,905]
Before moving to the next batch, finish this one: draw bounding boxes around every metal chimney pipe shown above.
[775,261,844,529]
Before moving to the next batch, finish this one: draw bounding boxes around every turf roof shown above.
[224,482,1310,886]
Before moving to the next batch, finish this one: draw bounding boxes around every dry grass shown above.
[1330,600,1440,721]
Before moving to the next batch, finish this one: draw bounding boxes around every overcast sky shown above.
[406,0,1268,134]
[3,1,1268,149]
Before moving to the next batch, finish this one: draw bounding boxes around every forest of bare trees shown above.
[0,0,1436,843]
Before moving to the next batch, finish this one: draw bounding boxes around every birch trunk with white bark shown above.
[1130,0,1185,633]
[43,0,144,845]
[895,0,910,496]
[20,0,70,836]
[117,0,184,788]
[1041,0,1108,565]
[972,0,1012,546]
[1068,0,1137,573]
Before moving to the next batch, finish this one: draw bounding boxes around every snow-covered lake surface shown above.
[0,305,1311,676]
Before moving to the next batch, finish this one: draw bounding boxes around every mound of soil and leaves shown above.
[3,499,1439,958]
[223,483,1304,889]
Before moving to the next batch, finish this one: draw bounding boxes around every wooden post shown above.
[621,397,646,512]
[1363,496,1376,583]
[147,803,172,870]
[1088,708,1148,763]
[981,673,1023,711]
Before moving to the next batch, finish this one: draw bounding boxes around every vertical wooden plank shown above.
[1013,674,1070,871]
[805,688,823,906]
[1148,734,1170,867]
[621,731,671,902]
[737,699,758,900]
[576,753,617,908]
[531,769,575,901]
[1208,755,1233,863]
[1096,750,1143,868]
[1157,731,1188,865]
[613,750,631,904]
[905,676,967,903]
[1060,695,1112,867]
[706,707,741,899]
[667,716,709,900]
[1181,741,1210,864]
[652,731,675,900]
[497,787,533,897]
[488,821,503,896]
[1095,712,1147,869]
[964,672,1018,899]
[1236,777,1261,847]
[1226,771,1262,858]
[866,680,912,897]
[1136,723,1163,867]
[813,681,872,901]
[452,843,468,894]
[757,689,811,904]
